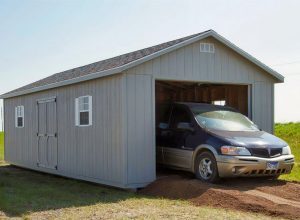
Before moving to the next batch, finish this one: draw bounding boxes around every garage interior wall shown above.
[155,81,249,116]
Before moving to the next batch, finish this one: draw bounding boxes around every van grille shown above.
[249,148,282,158]
[244,169,287,176]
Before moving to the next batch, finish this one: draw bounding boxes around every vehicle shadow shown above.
[156,166,289,193]
[0,165,143,217]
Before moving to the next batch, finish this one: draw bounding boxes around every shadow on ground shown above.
[0,165,139,217]
[157,166,288,191]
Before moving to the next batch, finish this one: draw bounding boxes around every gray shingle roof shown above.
[4,30,210,96]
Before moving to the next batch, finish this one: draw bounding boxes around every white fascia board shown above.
[0,30,283,99]
[210,31,284,83]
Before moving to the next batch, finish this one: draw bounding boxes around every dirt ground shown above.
[140,169,300,220]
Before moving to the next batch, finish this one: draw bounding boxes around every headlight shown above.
[282,146,291,155]
[221,146,251,156]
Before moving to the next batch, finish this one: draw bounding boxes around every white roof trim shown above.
[209,31,284,82]
[0,30,284,99]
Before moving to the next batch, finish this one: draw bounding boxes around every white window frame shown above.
[200,43,215,53]
[15,105,24,128]
[75,95,92,127]
[212,100,226,106]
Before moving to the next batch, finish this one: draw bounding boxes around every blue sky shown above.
[1,0,300,131]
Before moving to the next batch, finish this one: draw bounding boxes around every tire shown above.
[270,175,280,180]
[195,151,220,183]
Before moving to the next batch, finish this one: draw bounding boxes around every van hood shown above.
[208,129,287,148]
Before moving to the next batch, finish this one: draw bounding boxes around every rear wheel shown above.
[195,151,220,183]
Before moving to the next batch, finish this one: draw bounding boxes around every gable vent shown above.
[200,43,215,53]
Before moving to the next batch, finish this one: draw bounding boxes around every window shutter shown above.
[75,98,79,126]
[15,107,18,128]
[88,96,92,125]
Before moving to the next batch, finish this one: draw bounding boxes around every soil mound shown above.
[140,174,300,219]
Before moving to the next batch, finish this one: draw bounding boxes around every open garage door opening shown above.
[155,80,250,118]
[155,80,251,176]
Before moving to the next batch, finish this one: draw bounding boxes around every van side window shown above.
[169,106,191,129]
[156,104,172,128]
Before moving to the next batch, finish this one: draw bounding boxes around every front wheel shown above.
[195,151,220,183]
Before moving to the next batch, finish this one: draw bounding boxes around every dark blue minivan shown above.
[156,102,295,183]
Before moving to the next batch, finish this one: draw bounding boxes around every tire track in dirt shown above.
[244,189,300,208]
[140,173,300,219]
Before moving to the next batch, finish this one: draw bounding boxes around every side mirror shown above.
[177,122,194,132]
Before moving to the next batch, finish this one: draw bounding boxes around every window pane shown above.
[212,100,226,106]
[80,112,89,125]
[205,43,209,52]
[209,44,214,53]
[83,103,89,111]
[79,96,89,105]
[170,106,191,128]
[79,103,89,111]
[21,106,24,117]
[83,96,89,104]
[78,97,83,106]
[156,104,172,125]
[17,117,23,127]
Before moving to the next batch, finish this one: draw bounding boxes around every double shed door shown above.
[37,97,58,170]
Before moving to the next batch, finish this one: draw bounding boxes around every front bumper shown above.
[216,154,295,177]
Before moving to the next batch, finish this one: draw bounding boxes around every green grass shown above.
[275,123,300,181]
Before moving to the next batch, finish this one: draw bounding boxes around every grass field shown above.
[0,124,298,219]
[275,123,300,181]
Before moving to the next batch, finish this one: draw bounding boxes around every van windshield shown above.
[192,108,259,131]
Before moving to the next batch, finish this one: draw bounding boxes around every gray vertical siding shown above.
[125,37,276,133]
[4,75,128,188]
[252,82,274,133]
[124,73,156,186]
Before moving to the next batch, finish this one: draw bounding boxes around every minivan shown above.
[156,102,295,182]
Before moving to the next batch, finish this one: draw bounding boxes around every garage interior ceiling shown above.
[155,80,249,116]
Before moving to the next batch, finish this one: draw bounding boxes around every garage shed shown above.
[0,30,284,188]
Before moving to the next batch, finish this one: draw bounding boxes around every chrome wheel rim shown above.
[199,157,213,180]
